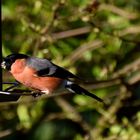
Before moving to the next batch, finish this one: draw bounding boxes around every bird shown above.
[1,53,104,103]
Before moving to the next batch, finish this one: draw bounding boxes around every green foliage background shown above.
[1,0,140,140]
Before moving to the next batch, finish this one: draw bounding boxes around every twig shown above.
[0,129,13,138]
[66,40,104,63]
[90,85,132,139]
[117,26,140,36]
[90,19,140,44]
[86,78,121,90]
[55,97,92,132]
[40,1,67,35]
[112,57,140,78]
[128,72,140,84]
[99,4,139,20]
[51,26,92,40]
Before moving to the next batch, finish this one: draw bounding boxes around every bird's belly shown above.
[12,72,64,93]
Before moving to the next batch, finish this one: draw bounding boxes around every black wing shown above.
[26,57,81,80]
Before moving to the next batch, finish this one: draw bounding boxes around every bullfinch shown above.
[1,53,104,103]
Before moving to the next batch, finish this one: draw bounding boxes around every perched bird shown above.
[1,53,104,103]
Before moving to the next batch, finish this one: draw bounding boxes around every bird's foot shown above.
[31,91,42,98]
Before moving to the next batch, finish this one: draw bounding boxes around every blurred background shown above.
[1,0,140,140]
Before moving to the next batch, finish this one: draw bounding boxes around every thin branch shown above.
[55,97,92,132]
[66,40,104,63]
[117,26,140,36]
[90,85,132,139]
[112,57,140,78]
[0,129,13,138]
[51,26,92,40]
[99,4,139,20]
[128,72,140,84]
[86,78,121,90]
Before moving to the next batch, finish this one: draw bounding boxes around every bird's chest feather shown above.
[10,60,63,93]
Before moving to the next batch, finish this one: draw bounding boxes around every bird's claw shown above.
[32,92,42,98]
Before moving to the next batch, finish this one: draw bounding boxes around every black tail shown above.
[65,82,104,103]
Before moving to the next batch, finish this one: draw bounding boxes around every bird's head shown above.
[1,54,29,70]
